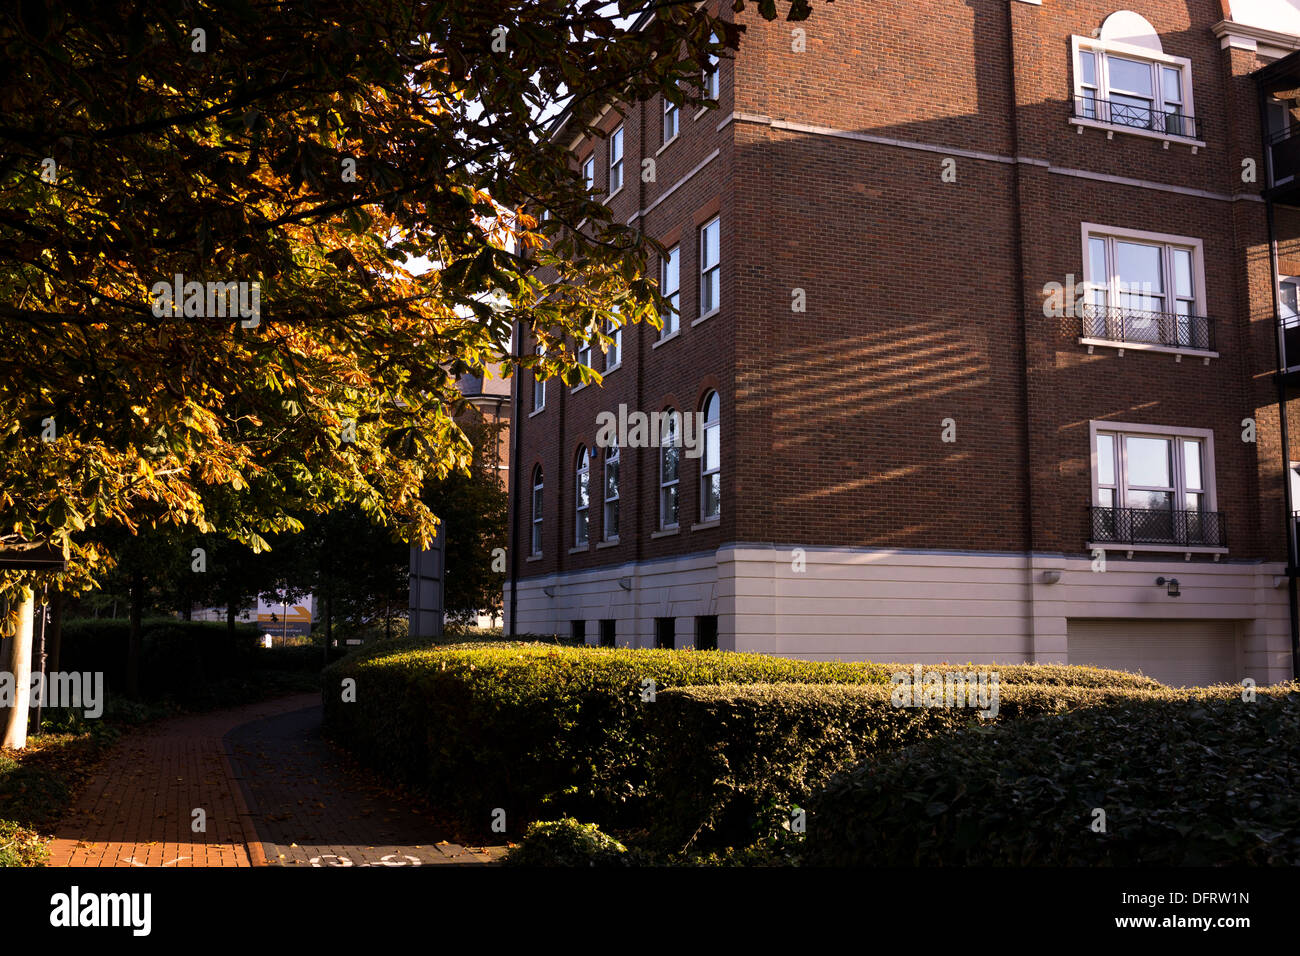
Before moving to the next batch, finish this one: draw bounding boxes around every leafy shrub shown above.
[505,818,630,866]
[0,820,48,867]
[322,641,1152,835]
[647,681,1162,852]
[805,685,1300,865]
[323,643,898,828]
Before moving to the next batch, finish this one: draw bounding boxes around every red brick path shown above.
[46,694,506,867]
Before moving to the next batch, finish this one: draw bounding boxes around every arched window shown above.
[530,465,543,556]
[575,446,590,547]
[700,391,720,521]
[603,443,620,541]
[659,409,680,530]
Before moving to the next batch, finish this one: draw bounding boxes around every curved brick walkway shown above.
[47,694,506,867]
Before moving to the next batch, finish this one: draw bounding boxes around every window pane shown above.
[1097,433,1115,485]
[1109,57,1153,95]
[1161,66,1182,104]
[701,218,720,268]
[1281,280,1299,319]
[1182,441,1203,491]
[1116,242,1163,292]
[1098,487,1114,507]
[1126,489,1172,510]
[1088,238,1109,306]
[664,248,679,294]
[1173,249,1193,298]
[662,485,678,525]
[703,474,720,519]
[1125,436,1172,488]
[1184,492,1203,512]
[662,442,678,482]
[1080,50,1097,87]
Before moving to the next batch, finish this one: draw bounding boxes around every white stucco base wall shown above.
[506,545,1294,684]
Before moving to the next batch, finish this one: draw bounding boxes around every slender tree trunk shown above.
[126,568,143,697]
[226,591,236,637]
[1,589,35,749]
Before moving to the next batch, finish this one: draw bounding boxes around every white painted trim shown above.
[726,113,1254,203]
[692,309,719,326]
[1079,337,1218,360]
[1211,19,1300,57]
[1068,116,1205,148]
[627,148,720,224]
[656,133,680,156]
[651,527,680,538]
[1087,542,1229,555]
[651,329,682,349]
[1070,35,1198,147]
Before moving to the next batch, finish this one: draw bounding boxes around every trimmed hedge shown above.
[505,818,632,867]
[321,641,1158,835]
[805,685,1300,865]
[646,681,1161,852]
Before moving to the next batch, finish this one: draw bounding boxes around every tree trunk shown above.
[1,589,35,749]
[226,592,236,637]
[126,568,143,697]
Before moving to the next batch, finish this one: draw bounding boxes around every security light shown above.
[1155,576,1181,597]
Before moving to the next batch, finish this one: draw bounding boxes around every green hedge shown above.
[505,818,633,867]
[322,643,901,830]
[321,641,1158,836]
[647,681,1162,852]
[804,685,1300,865]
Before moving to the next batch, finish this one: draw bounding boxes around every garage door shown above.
[1067,619,1239,687]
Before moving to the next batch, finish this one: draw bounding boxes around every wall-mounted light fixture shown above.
[1041,570,1062,585]
[1155,576,1181,598]
[542,586,555,598]
[618,577,633,591]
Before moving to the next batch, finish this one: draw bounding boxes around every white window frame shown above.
[699,391,720,522]
[659,245,680,338]
[1280,275,1300,371]
[605,310,622,371]
[530,466,544,556]
[576,328,592,382]
[581,155,595,193]
[608,125,624,196]
[702,33,720,103]
[1069,36,1201,146]
[603,443,620,542]
[1088,420,1222,553]
[575,446,590,548]
[531,342,546,413]
[1267,97,1294,188]
[663,95,679,145]
[699,216,721,320]
[659,410,680,530]
[1079,222,1210,355]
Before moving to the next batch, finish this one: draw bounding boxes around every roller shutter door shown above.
[1066,619,1239,687]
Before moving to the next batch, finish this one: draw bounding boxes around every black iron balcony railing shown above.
[1079,303,1214,352]
[1090,506,1225,548]
[1266,124,1300,191]
[1072,94,1202,140]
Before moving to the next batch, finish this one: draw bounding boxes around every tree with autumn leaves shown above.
[0,0,821,744]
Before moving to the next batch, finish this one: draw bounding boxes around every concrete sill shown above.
[651,527,680,539]
[1087,542,1228,561]
[652,330,681,349]
[1079,337,1218,363]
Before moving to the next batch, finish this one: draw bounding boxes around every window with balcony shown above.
[1089,423,1223,549]
[1079,224,1211,354]
[660,246,680,338]
[1281,276,1300,373]
[608,125,624,195]
[1070,35,1199,142]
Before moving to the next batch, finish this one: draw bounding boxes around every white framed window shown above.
[582,155,594,193]
[659,409,680,530]
[608,125,624,194]
[1071,36,1197,140]
[1280,276,1300,372]
[700,391,720,521]
[1267,97,1295,188]
[605,309,622,370]
[603,443,620,541]
[532,342,546,412]
[1089,421,1220,548]
[660,246,680,338]
[702,34,720,101]
[663,96,679,144]
[1080,223,1207,351]
[530,465,544,555]
[575,446,590,547]
[699,217,720,317]
[576,329,592,372]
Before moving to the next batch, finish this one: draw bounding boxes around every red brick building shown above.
[507,0,1300,685]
